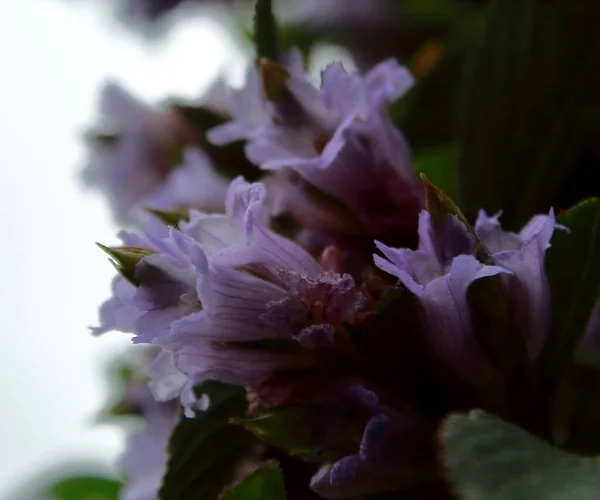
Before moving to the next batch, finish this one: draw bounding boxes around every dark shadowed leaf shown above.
[159,381,258,500]
[541,198,600,379]
[220,461,286,500]
[253,0,279,62]
[458,0,600,229]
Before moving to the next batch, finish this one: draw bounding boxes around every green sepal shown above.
[260,58,289,102]
[146,208,190,228]
[96,244,155,287]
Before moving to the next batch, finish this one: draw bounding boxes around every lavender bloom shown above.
[206,49,306,147]
[475,210,559,358]
[244,58,414,172]
[82,83,181,223]
[309,385,437,499]
[374,212,508,381]
[119,382,179,500]
[95,178,364,405]
[83,83,229,223]
[144,147,229,213]
[214,57,422,238]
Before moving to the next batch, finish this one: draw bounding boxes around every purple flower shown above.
[233,59,421,240]
[82,83,180,223]
[119,379,179,500]
[144,147,229,213]
[374,212,508,381]
[83,83,229,223]
[95,178,365,406]
[206,49,306,147]
[244,58,414,172]
[309,385,438,498]
[475,209,559,358]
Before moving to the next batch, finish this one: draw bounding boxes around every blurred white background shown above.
[0,1,245,496]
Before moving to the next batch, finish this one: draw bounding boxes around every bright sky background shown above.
[0,1,245,497]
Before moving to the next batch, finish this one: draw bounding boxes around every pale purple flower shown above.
[243,58,420,238]
[144,147,229,213]
[119,383,179,500]
[206,49,306,147]
[243,58,415,172]
[82,82,179,223]
[374,211,508,381]
[95,178,364,405]
[475,209,559,358]
[83,83,230,223]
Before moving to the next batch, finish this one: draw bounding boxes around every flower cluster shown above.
[87,16,600,500]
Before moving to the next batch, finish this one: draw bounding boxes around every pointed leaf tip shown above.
[96,243,154,286]
[146,208,190,228]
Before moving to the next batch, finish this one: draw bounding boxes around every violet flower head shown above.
[95,177,365,408]
[475,209,560,358]
[374,211,508,381]
[119,384,179,500]
[244,57,415,172]
[231,57,423,239]
[82,82,180,223]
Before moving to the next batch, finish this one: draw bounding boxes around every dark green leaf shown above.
[159,381,258,500]
[458,0,600,230]
[49,476,121,500]
[466,275,531,410]
[550,364,600,455]
[253,0,279,62]
[541,198,600,379]
[221,461,286,500]
[442,410,600,499]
